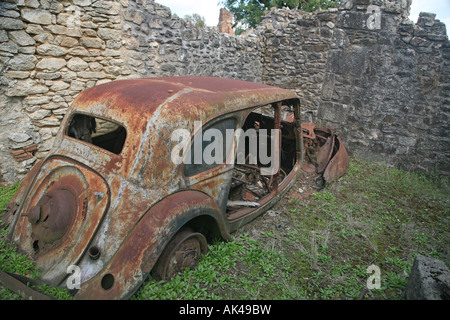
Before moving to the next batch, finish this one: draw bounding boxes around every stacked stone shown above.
[0,0,449,182]
[0,0,130,181]
[120,0,262,81]
[321,1,449,176]
[405,12,450,176]
[258,7,337,121]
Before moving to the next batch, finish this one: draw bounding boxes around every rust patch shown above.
[75,191,224,300]
[301,123,349,187]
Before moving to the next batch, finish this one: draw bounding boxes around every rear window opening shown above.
[66,114,126,155]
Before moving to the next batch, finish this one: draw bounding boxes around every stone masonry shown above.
[0,0,448,183]
[259,1,449,175]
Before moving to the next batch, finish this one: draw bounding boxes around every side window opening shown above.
[67,114,126,155]
[184,118,237,177]
[226,101,298,217]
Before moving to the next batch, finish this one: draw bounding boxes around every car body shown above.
[1,77,303,299]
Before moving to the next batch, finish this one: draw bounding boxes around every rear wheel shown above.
[152,227,208,280]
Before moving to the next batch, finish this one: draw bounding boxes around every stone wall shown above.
[0,0,448,183]
[120,0,261,80]
[259,0,449,175]
[0,0,129,182]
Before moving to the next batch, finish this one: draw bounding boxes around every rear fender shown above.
[74,190,228,300]
[1,159,45,232]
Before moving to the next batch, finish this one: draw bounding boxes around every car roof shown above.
[63,77,299,183]
[71,77,299,127]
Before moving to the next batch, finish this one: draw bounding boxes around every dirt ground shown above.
[233,169,320,242]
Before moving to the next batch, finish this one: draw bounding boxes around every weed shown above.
[0,222,72,300]
[0,183,19,211]
[0,158,448,300]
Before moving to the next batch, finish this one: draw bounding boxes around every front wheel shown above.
[152,227,208,280]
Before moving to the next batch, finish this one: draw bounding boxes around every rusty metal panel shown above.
[10,158,110,286]
[323,136,350,185]
[0,77,302,300]
[301,123,349,187]
[74,191,224,300]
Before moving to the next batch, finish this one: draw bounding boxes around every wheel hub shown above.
[29,188,76,246]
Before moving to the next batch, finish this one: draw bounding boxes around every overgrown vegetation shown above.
[0,183,19,212]
[220,0,338,30]
[1,158,448,300]
[183,13,206,28]
[0,184,73,300]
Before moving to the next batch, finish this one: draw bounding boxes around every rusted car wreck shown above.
[1,77,309,299]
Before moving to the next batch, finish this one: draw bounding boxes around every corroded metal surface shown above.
[0,77,302,300]
[301,123,350,187]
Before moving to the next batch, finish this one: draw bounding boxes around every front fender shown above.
[74,190,228,300]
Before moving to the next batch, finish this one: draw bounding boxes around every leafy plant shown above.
[219,0,338,29]
[1,158,448,300]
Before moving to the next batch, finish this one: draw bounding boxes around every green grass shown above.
[0,184,74,300]
[0,183,19,212]
[1,158,449,300]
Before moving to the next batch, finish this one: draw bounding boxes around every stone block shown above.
[0,42,18,54]
[8,30,36,46]
[19,46,36,54]
[28,109,52,120]
[35,72,61,80]
[36,117,61,127]
[60,37,79,48]
[406,255,450,300]
[50,81,71,91]
[24,96,53,105]
[67,57,89,71]
[8,132,31,143]
[36,57,67,72]
[321,73,335,100]
[0,17,25,30]
[33,32,54,44]
[97,27,121,40]
[7,54,37,71]
[26,0,40,9]
[327,47,367,76]
[21,9,52,25]
[77,71,107,79]
[37,43,68,56]
[73,0,92,7]
[0,30,8,42]
[26,24,44,35]
[6,79,49,96]
[80,37,105,49]
[69,46,90,56]
[5,71,30,79]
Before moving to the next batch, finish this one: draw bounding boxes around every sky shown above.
[410,0,450,33]
[156,0,449,34]
[156,0,221,26]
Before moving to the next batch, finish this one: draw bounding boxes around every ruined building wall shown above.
[0,0,262,182]
[260,0,449,175]
[0,0,448,183]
